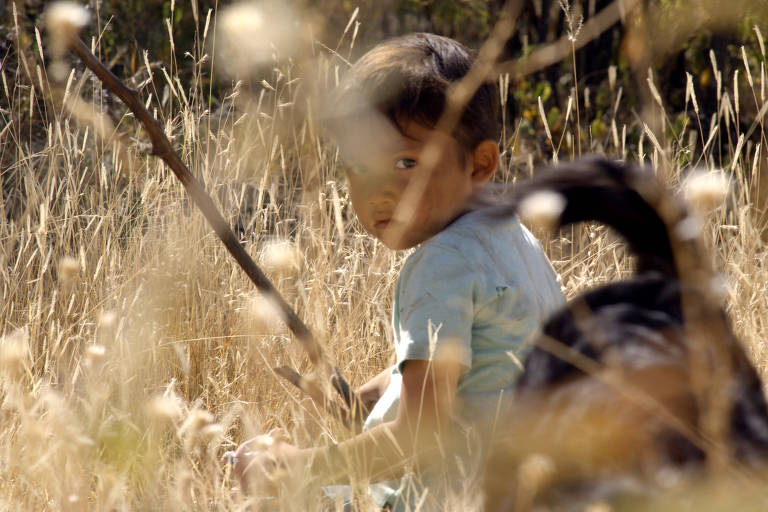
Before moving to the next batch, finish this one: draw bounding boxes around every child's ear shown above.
[470,140,499,183]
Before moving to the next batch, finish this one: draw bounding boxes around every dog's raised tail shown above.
[509,157,689,278]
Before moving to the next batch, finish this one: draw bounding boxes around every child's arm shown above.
[234,357,462,488]
[316,357,462,481]
[356,367,391,413]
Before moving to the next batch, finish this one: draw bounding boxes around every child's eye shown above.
[395,158,417,170]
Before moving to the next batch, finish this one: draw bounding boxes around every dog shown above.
[483,157,768,510]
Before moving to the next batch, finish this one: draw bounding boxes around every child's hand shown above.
[230,428,302,496]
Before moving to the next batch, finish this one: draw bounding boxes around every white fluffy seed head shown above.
[58,256,80,284]
[518,191,566,231]
[85,344,106,365]
[243,292,284,335]
[217,1,300,76]
[260,240,301,277]
[147,394,184,423]
[45,2,90,80]
[180,409,216,451]
[683,170,730,213]
[45,2,90,36]
[45,2,90,59]
[98,310,117,330]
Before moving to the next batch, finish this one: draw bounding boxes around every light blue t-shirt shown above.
[363,209,564,511]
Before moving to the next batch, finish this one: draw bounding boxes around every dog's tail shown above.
[507,157,691,278]
[506,157,768,463]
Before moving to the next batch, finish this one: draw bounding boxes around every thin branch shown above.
[65,35,367,428]
[494,0,642,80]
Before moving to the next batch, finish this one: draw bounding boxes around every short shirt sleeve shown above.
[393,244,477,371]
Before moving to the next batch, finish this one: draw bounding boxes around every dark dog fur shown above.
[483,157,768,510]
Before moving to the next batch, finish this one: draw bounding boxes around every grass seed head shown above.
[518,191,566,231]
[180,409,215,451]
[175,468,194,504]
[0,328,30,380]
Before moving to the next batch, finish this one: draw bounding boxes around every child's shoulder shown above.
[417,209,521,257]
[400,210,523,278]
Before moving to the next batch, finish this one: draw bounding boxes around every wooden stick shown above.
[65,36,367,427]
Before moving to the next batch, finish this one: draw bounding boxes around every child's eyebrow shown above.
[366,139,411,156]
[383,140,415,153]
[383,133,423,153]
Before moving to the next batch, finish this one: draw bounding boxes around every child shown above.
[234,33,564,510]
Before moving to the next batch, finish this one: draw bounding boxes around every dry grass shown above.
[1,2,767,510]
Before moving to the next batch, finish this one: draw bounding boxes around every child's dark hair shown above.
[333,33,500,151]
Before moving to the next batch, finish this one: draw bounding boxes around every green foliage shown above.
[88,0,208,72]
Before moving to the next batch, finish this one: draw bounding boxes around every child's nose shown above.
[369,183,402,210]
[364,172,402,205]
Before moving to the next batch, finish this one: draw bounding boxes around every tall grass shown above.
[1,1,767,510]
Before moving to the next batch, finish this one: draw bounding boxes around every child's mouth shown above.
[374,220,390,230]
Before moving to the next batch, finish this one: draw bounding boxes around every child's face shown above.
[342,119,482,250]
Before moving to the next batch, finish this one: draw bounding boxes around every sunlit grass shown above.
[1,1,767,510]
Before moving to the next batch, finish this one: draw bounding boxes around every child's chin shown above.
[379,232,419,250]
[384,241,415,250]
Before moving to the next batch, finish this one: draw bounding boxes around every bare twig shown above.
[389,0,526,245]
[64,36,367,428]
[494,0,642,80]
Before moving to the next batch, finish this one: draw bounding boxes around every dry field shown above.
[1,2,768,510]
